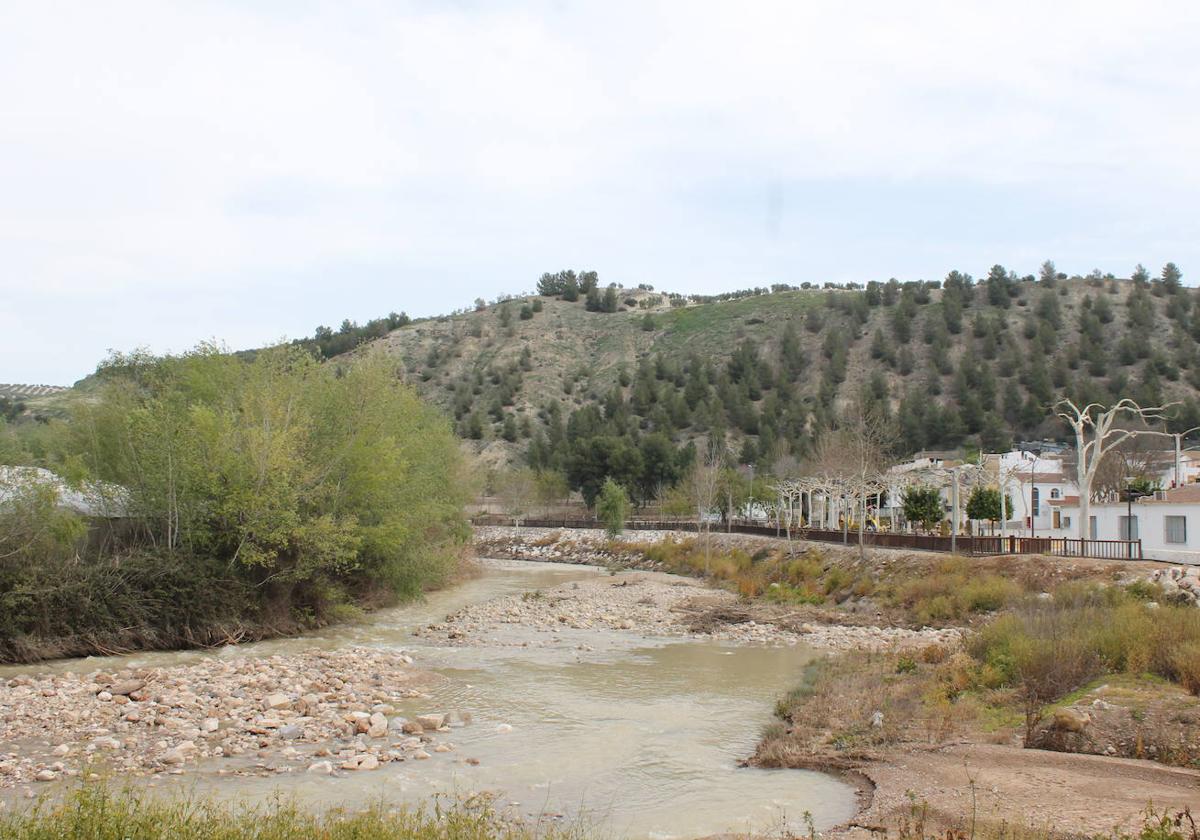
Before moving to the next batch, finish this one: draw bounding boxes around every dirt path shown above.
[843,743,1200,837]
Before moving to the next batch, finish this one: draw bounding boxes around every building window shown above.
[1119,515,1139,541]
[1166,515,1187,544]
[1050,488,1061,499]
[1088,516,1097,539]
[1032,487,1040,517]
[1063,515,1072,529]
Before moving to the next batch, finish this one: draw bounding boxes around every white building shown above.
[1051,485,1200,565]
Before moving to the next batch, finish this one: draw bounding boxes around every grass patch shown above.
[0,783,584,840]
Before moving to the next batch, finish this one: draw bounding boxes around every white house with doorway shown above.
[990,450,1074,536]
[1051,485,1200,565]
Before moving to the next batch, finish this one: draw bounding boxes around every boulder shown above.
[416,714,446,730]
[1053,707,1092,733]
[109,680,145,697]
[368,712,388,738]
[262,693,291,711]
[278,724,304,740]
[307,760,333,775]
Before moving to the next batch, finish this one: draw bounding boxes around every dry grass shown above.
[0,783,584,840]
[755,649,981,766]
[622,538,1033,627]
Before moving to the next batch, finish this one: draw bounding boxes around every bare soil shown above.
[839,743,1200,838]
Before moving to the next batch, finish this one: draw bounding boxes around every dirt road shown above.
[843,743,1200,837]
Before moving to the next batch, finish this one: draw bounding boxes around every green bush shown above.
[0,346,470,662]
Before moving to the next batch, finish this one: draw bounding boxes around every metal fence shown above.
[472,515,1144,560]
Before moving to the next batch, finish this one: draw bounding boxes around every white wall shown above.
[1057,501,1200,565]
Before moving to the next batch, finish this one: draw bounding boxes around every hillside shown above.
[15,265,1199,503]
[346,267,1199,480]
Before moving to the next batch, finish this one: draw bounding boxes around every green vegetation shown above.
[764,574,1200,773]
[902,485,944,530]
[0,345,468,662]
[0,784,581,840]
[966,486,1012,526]
[968,584,1200,742]
[595,478,630,536]
[355,265,1200,499]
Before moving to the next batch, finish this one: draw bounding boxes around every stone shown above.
[495,723,513,733]
[400,720,424,735]
[201,718,220,733]
[1053,708,1092,733]
[415,714,446,730]
[278,724,303,740]
[96,691,113,702]
[306,760,333,775]
[357,754,379,771]
[51,745,70,757]
[109,680,145,696]
[368,712,388,738]
[413,750,431,760]
[262,693,291,711]
[34,770,57,782]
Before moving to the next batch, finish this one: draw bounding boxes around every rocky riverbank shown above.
[0,649,473,794]
[418,562,961,652]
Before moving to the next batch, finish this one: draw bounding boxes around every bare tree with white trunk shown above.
[1054,398,1174,540]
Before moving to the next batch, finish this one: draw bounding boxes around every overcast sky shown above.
[3,1,1199,384]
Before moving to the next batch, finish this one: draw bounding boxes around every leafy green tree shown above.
[596,478,630,536]
[562,275,580,301]
[966,486,1011,527]
[585,286,602,312]
[1038,260,1058,286]
[902,485,944,530]
[602,286,619,313]
[1162,262,1183,292]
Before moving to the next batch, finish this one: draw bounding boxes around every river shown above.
[0,560,859,838]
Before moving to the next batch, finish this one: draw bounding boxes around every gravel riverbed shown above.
[1,649,470,794]
[418,562,961,652]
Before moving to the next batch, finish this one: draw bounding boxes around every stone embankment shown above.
[418,563,960,652]
[0,649,473,793]
[473,525,770,567]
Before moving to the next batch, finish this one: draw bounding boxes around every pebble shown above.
[0,648,433,788]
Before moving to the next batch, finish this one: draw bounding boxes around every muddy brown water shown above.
[1,561,858,838]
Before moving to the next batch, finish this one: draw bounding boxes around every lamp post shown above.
[1123,476,1147,560]
[1016,443,1043,539]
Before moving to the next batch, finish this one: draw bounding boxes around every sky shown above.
[3,1,1199,385]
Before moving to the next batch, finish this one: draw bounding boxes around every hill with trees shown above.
[330,263,1198,499]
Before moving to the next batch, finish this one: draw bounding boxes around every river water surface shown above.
[1,561,858,838]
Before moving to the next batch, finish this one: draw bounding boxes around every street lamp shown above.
[1123,476,1148,559]
[1014,443,1044,538]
